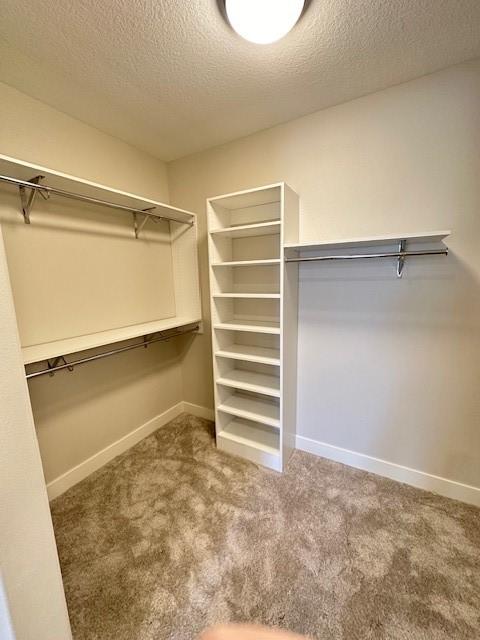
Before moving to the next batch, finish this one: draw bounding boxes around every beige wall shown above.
[0,224,71,639]
[0,82,185,485]
[169,59,480,490]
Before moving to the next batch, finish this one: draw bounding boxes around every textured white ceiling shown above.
[0,0,480,161]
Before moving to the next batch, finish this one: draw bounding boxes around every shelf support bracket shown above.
[18,175,45,224]
[133,208,156,239]
[397,239,406,278]
[47,355,74,377]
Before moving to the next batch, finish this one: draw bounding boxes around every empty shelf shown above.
[215,344,280,366]
[213,293,280,299]
[22,316,201,365]
[218,418,279,455]
[212,259,281,267]
[208,183,282,210]
[217,369,280,397]
[284,230,451,252]
[213,319,280,334]
[0,154,195,225]
[210,221,281,238]
[218,393,280,428]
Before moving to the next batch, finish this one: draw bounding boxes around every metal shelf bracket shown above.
[18,175,45,224]
[397,239,406,278]
[47,355,74,377]
[133,208,155,238]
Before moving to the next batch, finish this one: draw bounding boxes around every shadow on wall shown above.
[296,250,480,488]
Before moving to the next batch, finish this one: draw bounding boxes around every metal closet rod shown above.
[284,248,448,263]
[0,174,194,226]
[25,325,199,380]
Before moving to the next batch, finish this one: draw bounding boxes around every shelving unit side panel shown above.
[207,200,223,440]
[280,185,300,468]
[170,219,202,323]
[282,184,300,246]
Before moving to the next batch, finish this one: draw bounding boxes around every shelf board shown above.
[217,369,280,397]
[218,393,280,428]
[215,344,280,366]
[0,153,195,225]
[212,259,281,267]
[208,183,282,210]
[284,230,451,252]
[213,319,280,335]
[213,293,280,299]
[218,419,280,456]
[210,221,281,238]
[22,316,201,365]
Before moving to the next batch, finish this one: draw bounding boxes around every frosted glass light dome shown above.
[225,0,305,45]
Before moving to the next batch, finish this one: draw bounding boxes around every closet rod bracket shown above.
[397,239,406,278]
[47,355,74,377]
[19,175,45,224]
[133,208,155,238]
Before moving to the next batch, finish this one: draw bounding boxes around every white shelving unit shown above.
[207,183,299,471]
[0,154,202,368]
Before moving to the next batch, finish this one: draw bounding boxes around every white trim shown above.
[182,402,215,421]
[46,402,184,500]
[296,435,480,508]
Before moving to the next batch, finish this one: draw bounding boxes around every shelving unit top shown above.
[207,183,282,210]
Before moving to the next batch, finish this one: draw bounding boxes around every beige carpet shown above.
[51,414,480,640]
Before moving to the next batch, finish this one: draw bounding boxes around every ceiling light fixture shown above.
[225,0,305,45]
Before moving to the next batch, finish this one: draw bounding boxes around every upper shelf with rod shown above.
[0,154,195,238]
[284,230,451,277]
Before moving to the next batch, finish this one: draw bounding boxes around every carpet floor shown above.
[50,414,480,640]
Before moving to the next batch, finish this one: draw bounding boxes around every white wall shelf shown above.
[217,369,280,397]
[208,184,282,210]
[213,293,281,299]
[212,259,281,267]
[213,319,281,334]
[284,230,450,278]
[210,221,281,238]
[218,393,280,428]
[208,182,298,471]
[218,419,279,454]
[215,344,281,366]
[22,316,201,365]
[0,154,195,228]
[284,230,450,252]
[217,418,281,471]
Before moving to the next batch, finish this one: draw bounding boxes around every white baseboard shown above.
[47,402,185,500]
[296,435,480,508]
[50,404,478,508]
[182,402,215,421]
